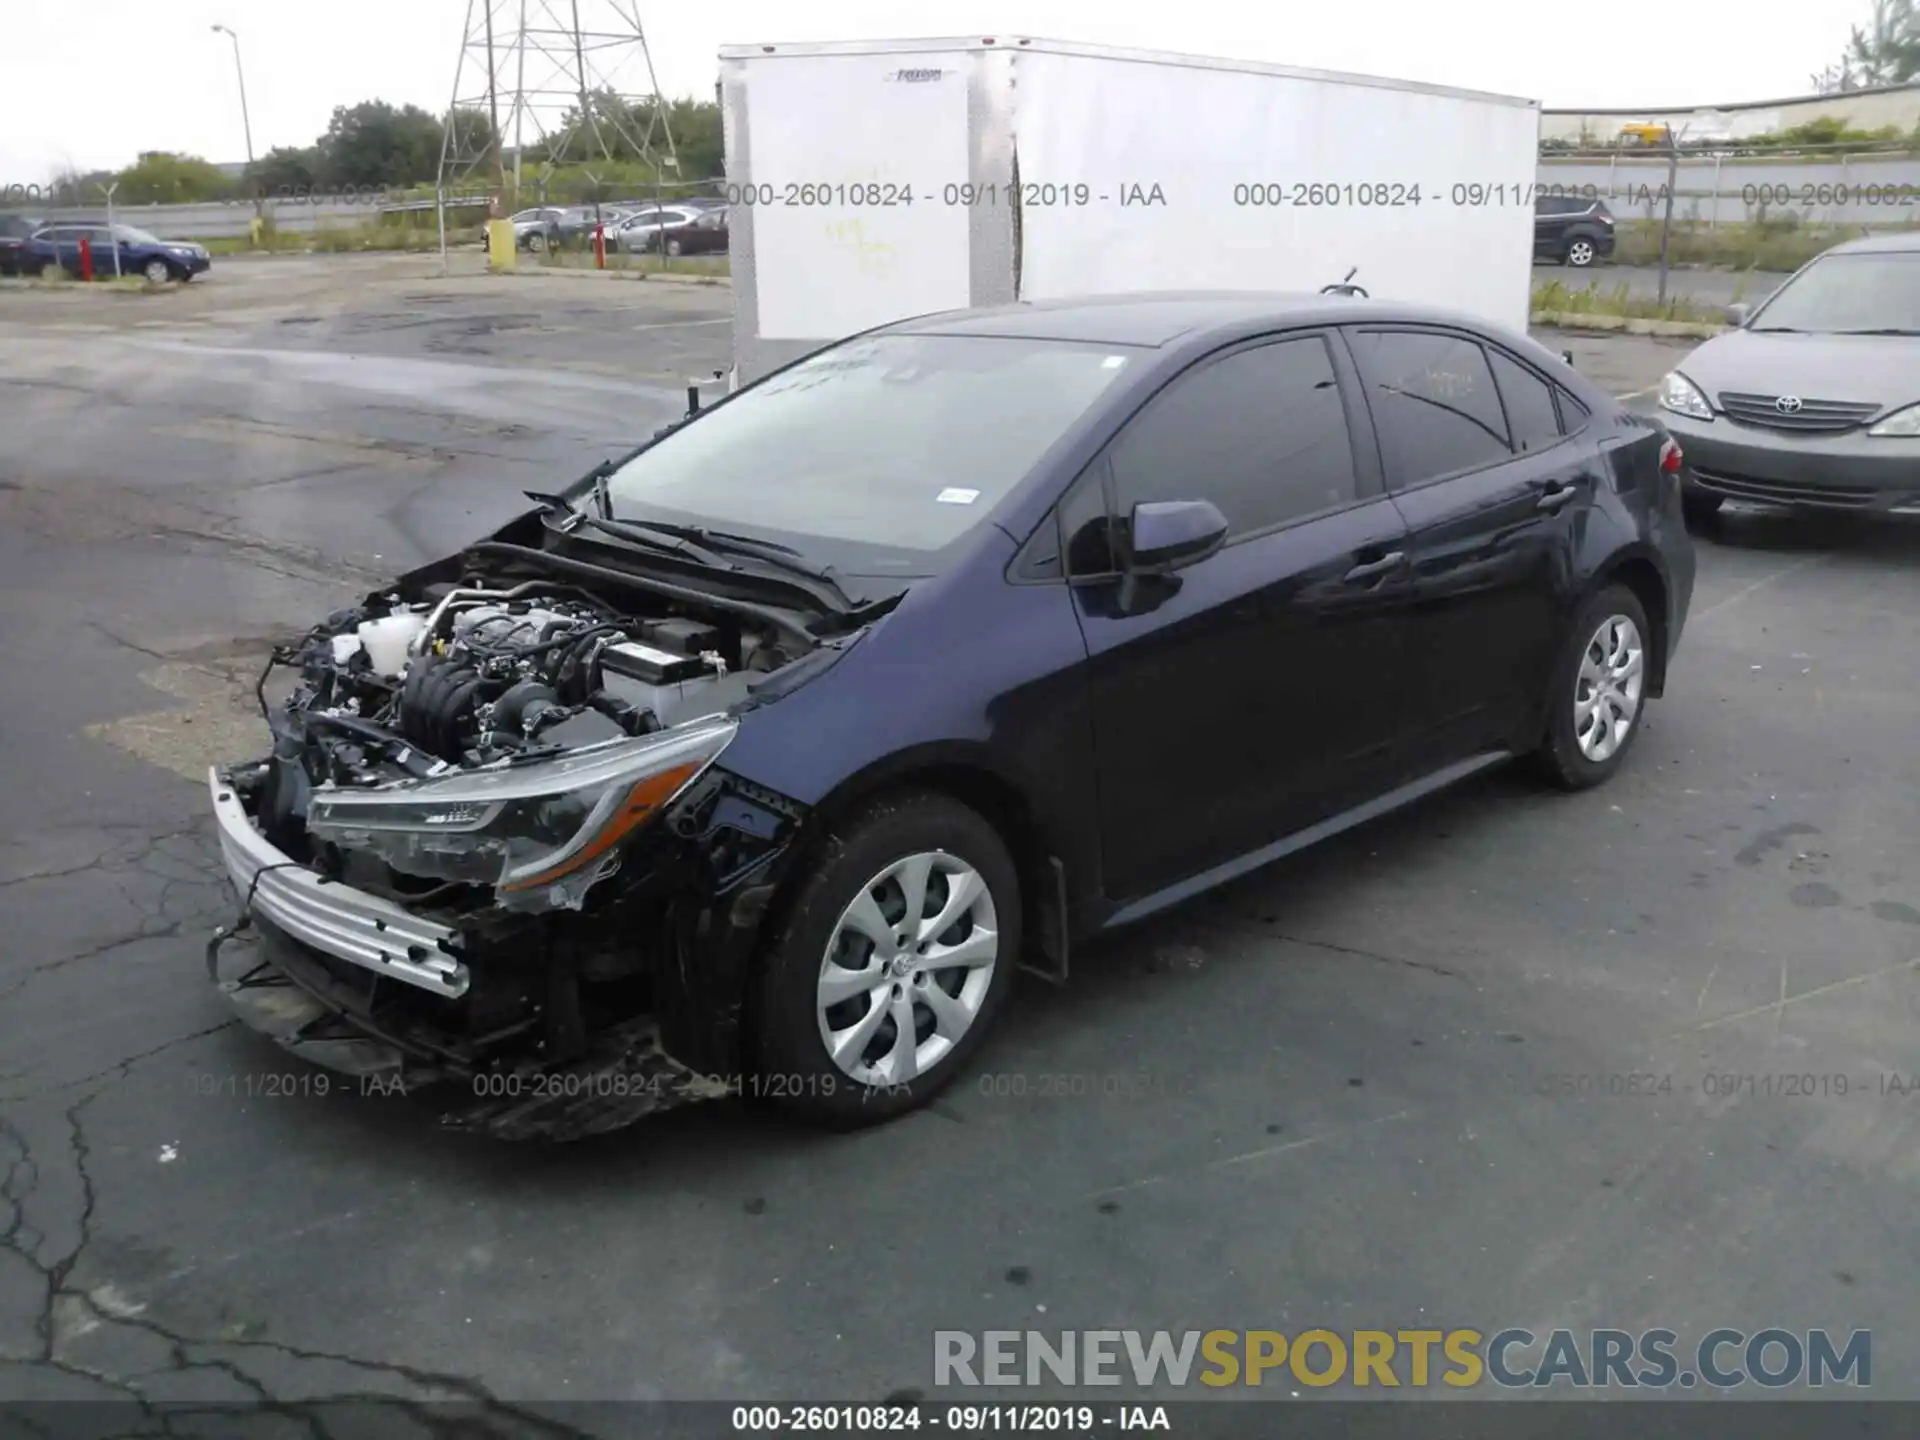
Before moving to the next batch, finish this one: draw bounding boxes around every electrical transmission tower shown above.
[438,0,681,204]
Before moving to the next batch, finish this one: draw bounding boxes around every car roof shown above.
[879,291,1521,347]
[1824,230,1920,257]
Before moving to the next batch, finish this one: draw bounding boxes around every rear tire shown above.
[752,791,1020,1128]
[1531,585,1652,791]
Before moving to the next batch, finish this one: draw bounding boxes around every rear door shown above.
[1067,330,1414,901]
[1344,327,1595,765]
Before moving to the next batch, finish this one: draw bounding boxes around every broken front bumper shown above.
[204,763,796,1140]
[208,767,470,998]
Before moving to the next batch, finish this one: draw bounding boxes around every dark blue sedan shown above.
[205,292,1696,1140]
[20,222,211,282]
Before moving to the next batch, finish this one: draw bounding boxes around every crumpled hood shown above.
[1674,330,1920,415]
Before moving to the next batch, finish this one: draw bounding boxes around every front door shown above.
[1066,331,1414,904]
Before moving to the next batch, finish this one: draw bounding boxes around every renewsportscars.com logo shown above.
[934,1328,1871,1390]
[885,68,947,82]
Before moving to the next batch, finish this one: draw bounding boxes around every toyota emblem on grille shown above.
[1775,395,1804,414]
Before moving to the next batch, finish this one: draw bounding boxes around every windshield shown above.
[601,333,1135,573]
[1749,251,1920,333]
[115,226,162,244]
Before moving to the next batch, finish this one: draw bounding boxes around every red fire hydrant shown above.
[77,235,94,282]
[593,223,607,270]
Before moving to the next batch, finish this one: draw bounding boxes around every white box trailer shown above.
[717,36,1541,385]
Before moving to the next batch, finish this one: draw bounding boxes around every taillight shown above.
[1659,438,1683,474]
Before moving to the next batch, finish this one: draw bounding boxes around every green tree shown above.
[317,101,445,187]
[111,151,238,204]
[247,146,324,196]
[1833,0,1920,86]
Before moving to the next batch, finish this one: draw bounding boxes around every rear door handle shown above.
[1343,551,1406,584]
[1536,482,1578,511]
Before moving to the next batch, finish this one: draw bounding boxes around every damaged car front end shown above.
[207,503,858,1141]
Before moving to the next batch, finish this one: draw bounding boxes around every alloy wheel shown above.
[144,259,170,284]
[815,850,999,1087]
[1573,614,1645,762]
[1567,240,1595,266]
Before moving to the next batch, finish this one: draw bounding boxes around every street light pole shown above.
[210,24,258,212]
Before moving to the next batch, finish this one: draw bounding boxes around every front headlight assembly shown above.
[1867,403,1920,437]
[1659,371,1713,422]
[306,717,736,911]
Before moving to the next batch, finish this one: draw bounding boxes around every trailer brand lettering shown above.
[887,67,946,82]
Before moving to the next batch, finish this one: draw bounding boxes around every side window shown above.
[1556,390,1592,434]
[1488,349,1563,454]
[1105,336,1359,540]
[1350,330,1511,487]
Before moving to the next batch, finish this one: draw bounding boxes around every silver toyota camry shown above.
[1657,230,1920,525]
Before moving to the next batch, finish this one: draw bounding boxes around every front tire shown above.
[1565,238,1597,268]
[1532,585,1652,791]
[752,792,1020,1127]
[142,258,172,285]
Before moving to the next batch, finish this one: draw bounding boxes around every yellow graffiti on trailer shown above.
[824,216,898,275]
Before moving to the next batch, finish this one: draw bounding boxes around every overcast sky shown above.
[0,0,1865,185]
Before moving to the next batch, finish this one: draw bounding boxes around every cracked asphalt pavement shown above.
[1,253,1919,1429]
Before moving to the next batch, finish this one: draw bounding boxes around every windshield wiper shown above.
[606,518,866,609]
[1835,328,1920,336]
[569,514,737,570]
[1746,326,1804,333]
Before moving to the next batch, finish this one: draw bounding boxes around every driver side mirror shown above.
[1125,499,1228,573]
[1725,302,1751,327]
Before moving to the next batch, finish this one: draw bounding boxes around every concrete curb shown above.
[489,266,730,287]
[1531,309,1725,339]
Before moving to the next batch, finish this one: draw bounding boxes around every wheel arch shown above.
[1589,550,1672,696]
[737,745,1069,1055]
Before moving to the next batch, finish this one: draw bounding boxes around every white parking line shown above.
[1689,553,1832,625]
[1615,386,1657,403]
[631,318,730,332]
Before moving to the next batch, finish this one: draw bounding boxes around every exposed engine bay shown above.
[271,579,795,787]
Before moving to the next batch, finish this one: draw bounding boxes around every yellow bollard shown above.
[487,219,517,272]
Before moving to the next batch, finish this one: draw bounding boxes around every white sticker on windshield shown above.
[1101,355,1127,369]
[936,487,981,505]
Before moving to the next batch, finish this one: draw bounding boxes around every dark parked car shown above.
[19,222,210,282]
[0,213,45,276]
[205,293,1694,1140]
[616,204,728,256]
[1534,194,1615,268]
[1660,231,1920,525]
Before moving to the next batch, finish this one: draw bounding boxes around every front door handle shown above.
[1343,551,1406,584]
[1536,482,1579,511]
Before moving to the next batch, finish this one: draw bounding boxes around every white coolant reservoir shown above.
[356,613,426,678]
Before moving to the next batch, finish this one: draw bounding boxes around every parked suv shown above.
[1534,195,1615,268]
[18,223,210,282]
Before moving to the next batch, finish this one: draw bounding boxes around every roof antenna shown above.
[1321,267,1369,298]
